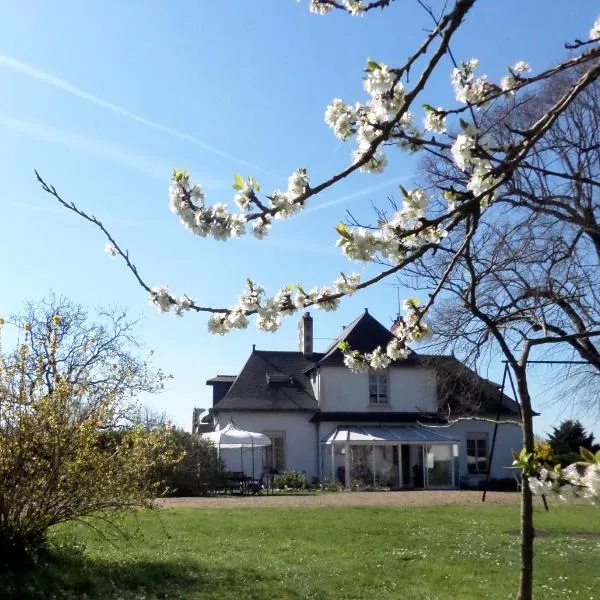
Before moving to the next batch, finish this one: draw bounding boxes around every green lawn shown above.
[2,503,599,599]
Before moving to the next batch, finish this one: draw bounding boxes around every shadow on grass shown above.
[0,552,306,600]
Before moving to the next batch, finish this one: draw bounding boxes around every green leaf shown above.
[422,103,434,113]
[232,174,245,191]
[580,447,596,463]
[459,118,470,132]
[337,341,350,352]
[366,59,380,71]
[398,185,409,199]
[335,223,352,240]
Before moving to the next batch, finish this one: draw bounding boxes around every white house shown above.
[206,310,523,490]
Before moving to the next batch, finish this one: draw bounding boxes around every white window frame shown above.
[368,371,389,405]
[466,433,488,475]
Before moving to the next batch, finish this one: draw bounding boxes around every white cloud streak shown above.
[0,55,276,177]
[0,113,175,179]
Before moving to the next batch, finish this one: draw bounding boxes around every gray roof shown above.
[211,350,322,412]
[206,375,237,385]
[316,309,405,366]
[209,311,521,417]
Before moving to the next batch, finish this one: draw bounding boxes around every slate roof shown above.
[209,310,521,418]
[315,309,405,366]
[206,375,237,385]
[211,350,322,412]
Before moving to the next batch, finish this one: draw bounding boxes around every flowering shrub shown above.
[0,319,180,566]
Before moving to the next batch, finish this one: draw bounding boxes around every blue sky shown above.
[1,0,598,438]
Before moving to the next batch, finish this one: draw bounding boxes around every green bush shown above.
[151,429,223,496]
[272,470,309,490]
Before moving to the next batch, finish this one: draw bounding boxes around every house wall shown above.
[213,411,317,478]
[318,366,437,412]
[446,420,522,483]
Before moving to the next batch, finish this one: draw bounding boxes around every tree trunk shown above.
[515,367,535,600]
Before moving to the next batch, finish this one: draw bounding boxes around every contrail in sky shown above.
[0,55,276,177]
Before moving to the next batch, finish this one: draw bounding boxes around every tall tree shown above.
[36,4,600,599]
[547,420,599,466]
[10,294,169,424]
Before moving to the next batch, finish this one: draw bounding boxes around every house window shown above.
[466,433,488,474]
[368,372,389,404]
[263,431,286,473]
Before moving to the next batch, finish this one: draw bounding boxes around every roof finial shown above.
[252,344,256,352]
[364,308,369,314]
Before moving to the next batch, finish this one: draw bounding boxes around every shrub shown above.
[0,319,179,567]
[152,429,223,496]
[272,470,309,490]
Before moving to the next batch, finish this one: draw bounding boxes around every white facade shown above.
[316,366,437,412]
[215,411,318,478]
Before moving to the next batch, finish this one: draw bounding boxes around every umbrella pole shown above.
[252,438,255,481]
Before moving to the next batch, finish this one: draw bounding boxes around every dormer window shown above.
[368,371,389,404]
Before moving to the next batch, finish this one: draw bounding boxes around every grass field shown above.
[2,502,599,599]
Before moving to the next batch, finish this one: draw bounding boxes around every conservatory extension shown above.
[321,426,459,490]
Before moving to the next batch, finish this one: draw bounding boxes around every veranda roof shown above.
[321,425,458,445]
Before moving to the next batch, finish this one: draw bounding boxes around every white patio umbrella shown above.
[203,422,271,480]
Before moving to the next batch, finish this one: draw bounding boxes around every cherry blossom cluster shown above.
[168,170,246,241]
[451,59,493,106]
[324,60,417,173]
[206,277,357,336]
[169,168,311,242]
[335,187,446,262]
[149,285,195,317]
[450,124,499,209]
[307,0,367,15]
[528,460,600,505]
[590,16,600,41]
[500,61,532,94]
[339,297,429,373]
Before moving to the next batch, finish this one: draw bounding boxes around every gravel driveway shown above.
[155,490,521,509]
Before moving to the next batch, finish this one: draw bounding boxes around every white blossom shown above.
[512,60,531,74]
[343,350,370,373]
[386,338,409,361]
[256,302,281,332]
[175,295,194,316]
[589,15,600,40]
[104,243,118,258]
[252,218,271,239]
[333,272,361,295]
[368,347,391,370]
[423,107,446,133]
[451,59,490,105]
[150,286,174,313]
[207,312,230,335]
[308,0,333,15]
[324,99,356,140]
[237,282,266,311]
[226,306,250,330]
[343,0,365,15]
[451,134,475,171]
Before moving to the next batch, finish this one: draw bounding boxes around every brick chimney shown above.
[298,312,313,356]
